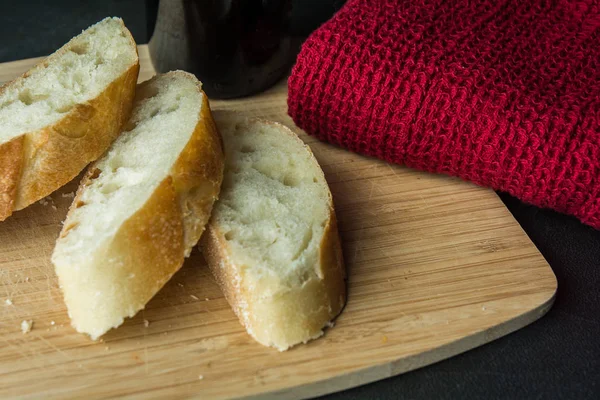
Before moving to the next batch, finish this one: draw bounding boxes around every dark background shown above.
[1,1,599,399]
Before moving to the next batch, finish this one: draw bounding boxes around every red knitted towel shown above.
[288,0,600,228]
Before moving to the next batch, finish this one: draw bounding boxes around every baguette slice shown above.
[51,71,224,339]
[0,17,139,221]
[201,117,346,351]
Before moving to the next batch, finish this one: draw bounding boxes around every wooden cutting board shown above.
[0,45,556,399]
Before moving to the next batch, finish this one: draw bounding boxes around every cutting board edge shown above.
[0,45,559,400]
[247,289,557,400]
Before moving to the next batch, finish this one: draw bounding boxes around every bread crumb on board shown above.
[190,295,199,300]
[39,196,55,207]
[4,298,13,306]
[21,320,33,334]
[61,192,75,198]
[143,319,150,328]
[198,375,204,380]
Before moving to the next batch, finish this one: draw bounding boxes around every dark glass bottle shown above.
[148,0,293,99]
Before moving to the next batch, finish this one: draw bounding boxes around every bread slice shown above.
[51,71,224,339]
[200,117,346,351]
[0,17,139,221]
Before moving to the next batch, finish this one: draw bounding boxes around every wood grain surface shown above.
[0,45,557,399]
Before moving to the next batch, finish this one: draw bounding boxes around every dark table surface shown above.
[1,1,599,399]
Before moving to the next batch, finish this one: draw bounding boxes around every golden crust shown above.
[58,176,184,338]
[170,84,225,255]
[0,19,139,221]
[0,136,24,220]
[200,118,347,351]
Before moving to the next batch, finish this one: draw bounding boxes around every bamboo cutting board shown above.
[0,46,556,399]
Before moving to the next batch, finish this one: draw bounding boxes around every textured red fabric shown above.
[288,0,600,228]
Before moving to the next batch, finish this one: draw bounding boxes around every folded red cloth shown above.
[288,0,600,228]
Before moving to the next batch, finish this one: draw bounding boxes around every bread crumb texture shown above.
[215,119,330,287]
[54,73,203,259]
[51,71,221,340]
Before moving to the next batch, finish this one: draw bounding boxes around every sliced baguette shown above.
[200,117,346,351]
[51,71,224,339]
[0,17,139,221]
